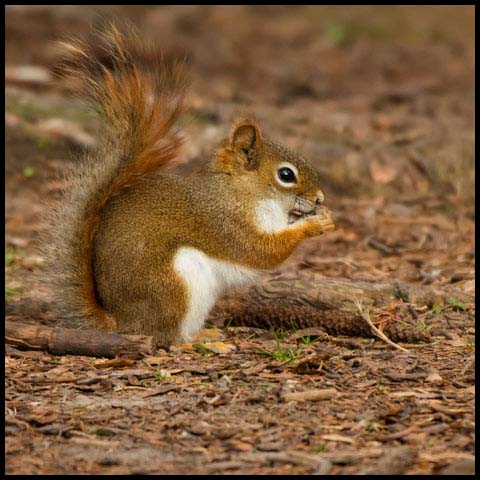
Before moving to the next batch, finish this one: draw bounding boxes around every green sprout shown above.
[446,297,466,311]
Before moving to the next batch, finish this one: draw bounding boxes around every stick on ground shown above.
[353,296,409,352]
[5,321,155,359]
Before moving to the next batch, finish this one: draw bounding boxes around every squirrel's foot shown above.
[190,327,226,343]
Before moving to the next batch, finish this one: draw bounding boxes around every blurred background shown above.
[5,5,474,291]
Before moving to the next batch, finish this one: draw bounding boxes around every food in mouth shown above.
[288,198,335,232]
[288,207,317,223]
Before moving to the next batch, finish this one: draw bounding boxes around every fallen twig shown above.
[5,321,155,359]
[353,296,409,352]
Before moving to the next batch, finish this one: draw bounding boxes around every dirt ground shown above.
[5,6,475,475]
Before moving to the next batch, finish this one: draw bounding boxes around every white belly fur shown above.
[173,247,259,341]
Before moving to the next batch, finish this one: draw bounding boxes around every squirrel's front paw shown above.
[303,206,335,237]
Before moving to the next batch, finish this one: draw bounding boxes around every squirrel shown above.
[43,24,335,347]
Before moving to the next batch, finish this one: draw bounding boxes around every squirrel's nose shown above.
[315,191,325,205]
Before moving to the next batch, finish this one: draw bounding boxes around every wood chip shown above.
[283,388,338,402]
[383,371,427,382]
[226,439,254,452]
[287,327,327,341]
[389,391,418,398]
[94,358,137,369]
[142,385,181,398]
[383,425,417,440]
[142,356,171,366]
[321,434,355,444]
[36,423,74,435]
[425,372,444,384]
[427,400,472,417]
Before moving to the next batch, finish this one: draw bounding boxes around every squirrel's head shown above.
[212,119,328,230]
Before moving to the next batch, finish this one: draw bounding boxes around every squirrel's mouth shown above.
[288,196,317,224]
[288,197,335,232]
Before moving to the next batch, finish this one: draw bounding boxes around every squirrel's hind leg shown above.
[102,266,189,347]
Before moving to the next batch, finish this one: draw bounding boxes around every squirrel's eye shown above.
[277,167,297,184]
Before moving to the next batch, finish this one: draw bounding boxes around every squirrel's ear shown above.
[230,121,263,170]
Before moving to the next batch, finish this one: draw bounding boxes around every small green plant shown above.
[154,366,171,382]
[431,298,466,314]
[324,22,355,47]
[270,326,289,341]
[5,285,17,300]
[224,317,233,333]
[35,137,50,150]
[22,166,36,178]
[417,319,432,331]
[324,21,387,48]
[193,343,214,356]
[431,304,443,314]
[258,381,276,387]
[311,444,328,453]
[268,320,300,342]
[364,420,383,432]
[376,384,389,394]
[446,297,466,311]
[299,335,319,346]
[259,338,299,364]
[5,247,14,267]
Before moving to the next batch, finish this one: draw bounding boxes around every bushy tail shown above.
[43,23,188,329]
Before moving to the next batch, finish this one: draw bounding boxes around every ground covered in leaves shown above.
[5,5,475,475]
